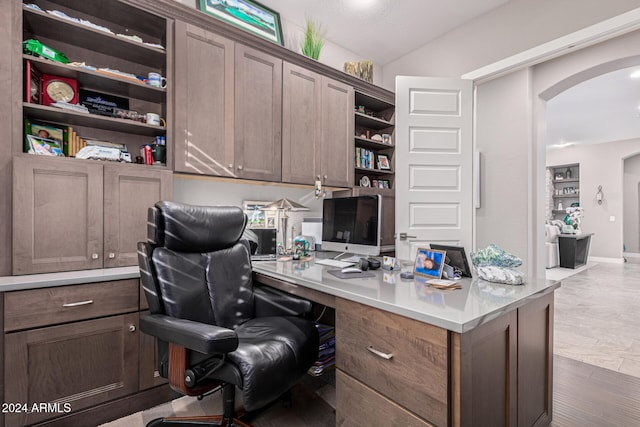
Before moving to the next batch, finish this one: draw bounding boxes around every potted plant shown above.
[301,19,324,60]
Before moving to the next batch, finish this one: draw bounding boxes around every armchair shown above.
[138,201,319,426]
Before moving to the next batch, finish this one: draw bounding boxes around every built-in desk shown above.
[253,259,560,427]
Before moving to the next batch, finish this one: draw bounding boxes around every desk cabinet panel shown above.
[4,313,139,427]
[336,298,448,427]
[336,370,434,427]
[4,279,138,332]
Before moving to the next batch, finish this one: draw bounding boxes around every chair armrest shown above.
[140,314,238,354]
[254,285,314,318]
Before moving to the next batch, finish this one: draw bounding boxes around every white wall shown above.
[381,0,639,88]
[546,139,640,260]
[624,154,640,253]
[475,69,532,273]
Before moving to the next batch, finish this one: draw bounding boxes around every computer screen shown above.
[321,195,381,256]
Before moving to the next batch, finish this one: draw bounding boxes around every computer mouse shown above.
[341,267,362,274]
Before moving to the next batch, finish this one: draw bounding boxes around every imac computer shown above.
[321,195,381,256]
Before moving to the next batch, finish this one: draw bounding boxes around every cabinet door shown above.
[13,157,103,274]
[235,44,282,181]
[320,77,354,188]
[103,166,173,268]
[174,21,235,176]
[282,62,321,185]
[4,313,139,427]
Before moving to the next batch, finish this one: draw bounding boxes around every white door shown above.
[395,77,473,262]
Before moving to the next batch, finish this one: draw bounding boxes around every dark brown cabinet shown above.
[320,79,355,188]
[3,279,171,426]
[12,156,172,275]
[174,23,283,182]
[173,22,235,176]
[5,313,139,427]
[282,63,353,187]
[235,44,283,181]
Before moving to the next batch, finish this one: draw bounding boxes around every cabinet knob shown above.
[237,165,243,170]
[323,175,327,180]
[91,253,99,260]
[108,252,115,259]
[129,325,136,332]
[229,164,233,169]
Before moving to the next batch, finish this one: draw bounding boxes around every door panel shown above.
[320,77,354,188]
[174,21,235,176]
[12,157,103,274]
[282,62,321,185]
[235,44,282,181]
[103,166,173,268]
[395,78,473,261]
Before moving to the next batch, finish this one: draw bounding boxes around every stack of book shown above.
[308,323,335,377]
[355,147,375,169]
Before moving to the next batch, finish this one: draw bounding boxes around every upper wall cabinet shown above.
[174,22,282,182]
[20,1,172,166]
[282,62,354,187]
[173,22,234,177]
[234,44,283,181]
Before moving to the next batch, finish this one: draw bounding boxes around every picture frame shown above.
[243,200,274,229]
[25,60,42,104]
[428,244,473,278]
[198,0,284,46]
[383,180,390,189]
[266,216,276,229]
[377,154,391,170]
[413,247,446,279]
[377,180,384,189]
[382,134,392,145]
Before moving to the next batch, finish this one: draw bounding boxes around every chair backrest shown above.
[139,201,255,329]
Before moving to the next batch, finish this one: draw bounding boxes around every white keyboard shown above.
[315,259,355,268]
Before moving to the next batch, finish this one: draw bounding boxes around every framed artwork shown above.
[413,247,446,279]
[243,200,275,229]
[377,154,391,170]
[198,0,284,45]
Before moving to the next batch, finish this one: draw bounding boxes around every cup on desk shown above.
[146,113,166,127]
[147,72,167,88]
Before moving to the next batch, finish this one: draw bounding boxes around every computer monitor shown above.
[321,195,381,256]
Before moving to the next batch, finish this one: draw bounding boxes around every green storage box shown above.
[23,39,70,64]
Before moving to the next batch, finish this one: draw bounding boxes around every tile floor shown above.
[551,260,640,378]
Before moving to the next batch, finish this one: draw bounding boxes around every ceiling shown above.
[546,66,640,147]
[261,0,511,65]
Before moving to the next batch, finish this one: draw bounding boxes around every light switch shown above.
[610,216,616,222]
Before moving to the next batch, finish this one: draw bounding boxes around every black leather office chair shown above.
[138,201,319,426]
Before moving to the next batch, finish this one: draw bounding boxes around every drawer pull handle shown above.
[367,346,393,360]
[62,300,94,308]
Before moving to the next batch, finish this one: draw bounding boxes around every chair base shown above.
[147,415,251,427]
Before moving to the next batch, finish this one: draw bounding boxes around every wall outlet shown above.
[610,216,616,222]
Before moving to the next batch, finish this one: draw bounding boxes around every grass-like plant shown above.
[301,19,325,60]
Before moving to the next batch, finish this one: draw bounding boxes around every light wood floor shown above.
[103,262,640,426]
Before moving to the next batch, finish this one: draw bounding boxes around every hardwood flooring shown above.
[552,355,640,427]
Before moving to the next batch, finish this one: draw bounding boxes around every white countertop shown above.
[253,259,560,333]
[0,267,140,292]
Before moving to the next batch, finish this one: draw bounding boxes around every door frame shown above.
[462,8,640,276]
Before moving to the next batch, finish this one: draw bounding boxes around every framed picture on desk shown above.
[413,248,446,279]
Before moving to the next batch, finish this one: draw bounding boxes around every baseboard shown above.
[588,256,625,264]
[623,252,640,258]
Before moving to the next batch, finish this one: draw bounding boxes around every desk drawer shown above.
[336,298,448,427]
[336,370,435,427]
[4,279,139,332]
